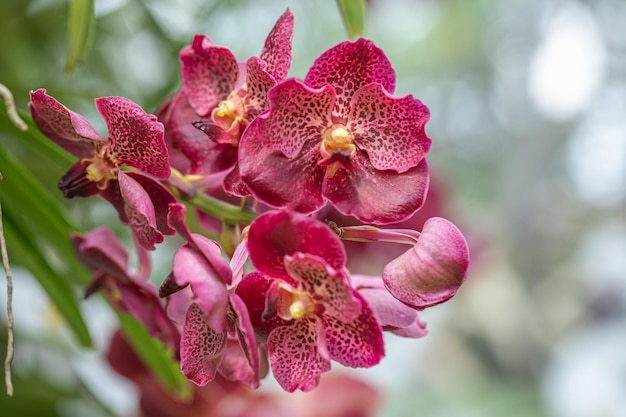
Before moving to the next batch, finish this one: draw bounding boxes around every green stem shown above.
[186,191,258,225]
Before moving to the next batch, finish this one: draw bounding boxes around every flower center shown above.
[276,288,315,321]
[319,124,357,178]
[58,154,117,198]
[211,94,246,135]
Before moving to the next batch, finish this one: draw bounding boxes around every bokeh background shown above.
[1,0,626,416]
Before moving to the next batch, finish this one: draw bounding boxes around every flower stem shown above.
[186,191,258,225]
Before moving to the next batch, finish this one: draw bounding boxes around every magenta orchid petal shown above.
[125,172,176,236]
[71,227,129,278]
[228,293,260,386]
[29,89,105,158]
[243,57,277,120]
[167,204,233,285]
[259,8,294,81]
[118,171,163,251]
[324,156,430,225]
[239,127,325,212]
[249,79,334,158]
[180,303,226,385]
[172,246,230,331]
[321,291,384,368]
[247,210,347,281]
[267,317,330,392]
[304,38,396,118]
[216,338,258,388]
[349,83,431,172]
[159,90,237,175]
[284,253,361,322]
[95,96,170,179]
[383,217,470,309]
[180,35,239,116]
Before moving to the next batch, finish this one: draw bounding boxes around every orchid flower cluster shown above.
[29,9,469,393]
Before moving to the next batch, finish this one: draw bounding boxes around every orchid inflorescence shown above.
[29,9,470,393]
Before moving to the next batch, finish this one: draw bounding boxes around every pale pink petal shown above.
[226,293,260,387]
[181,303,226,385]
[304,38,396,118]
[383,217,470,309]
[29,89,105,158]
[267,318,330,392]
[216,338,258,388]
[391,319,428,338]
[259,8,294,81]
[180,35,239,116]
[95,96,170,178]
[321,291,384,368]
[323,155,430,224]
[357,286,417,330]
[118,171,163,251]
[283,253,361,322]
[349,83,431,172]
[172,246,230,331]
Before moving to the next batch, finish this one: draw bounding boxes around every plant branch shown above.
[0,173,14,396]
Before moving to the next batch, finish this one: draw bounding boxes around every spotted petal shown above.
[259,8,294,81]
[118,171,163,250]
[95,96,170,178]
[349,83,431,172]
[248,78,334,158]
[181,303,227,385]
[239,128,326,214]
[29,89,105,158]
[321,291,384,368]
[304,38,396,118]
[246,210,347,282]
[244,57,277,120]
[383,217,470,309]
[267,317,330,392]
[180,35,239,116]
[284,253,360,322]
[323,154,430,224]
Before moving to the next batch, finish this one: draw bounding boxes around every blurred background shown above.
[1,0,626,416]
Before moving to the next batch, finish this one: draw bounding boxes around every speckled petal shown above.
[239,121,326,213]
[95,97,170,178]
[284,253,360,322]
[267,317,330,392]
[180,35,239,116]
[304,39,396,118]
[118,171,163,251]
[383,217,470,309]
[181,303,226,385]
[349,83,431,172]
[321,291,384,368]
[29,89,105,158]
[252,79,334,158]
[259,8,294,81]
[247,210,347,282]
[126,172,176,236]
[244,57,276,120]
[323,154,430,224]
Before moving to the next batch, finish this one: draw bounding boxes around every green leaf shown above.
[335,0,366,39]
[0,145,89,286]
[1,213,92,347]
[118,313,191,399]
[66,0,96,73]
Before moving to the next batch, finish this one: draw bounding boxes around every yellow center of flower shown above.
[319,124,357,178]
[211,94,246,135]
[276,288,316,321]
[83,156,117,189]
